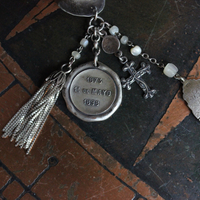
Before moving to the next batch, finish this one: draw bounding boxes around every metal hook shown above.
[174,74,186,83]
[94,6,99,21]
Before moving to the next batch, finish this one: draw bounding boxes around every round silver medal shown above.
[102,35,120,54]
[62,62,122,122]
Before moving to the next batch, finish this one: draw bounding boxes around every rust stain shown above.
[35,1,59,21]
[187,177,193,183]
[134,57,200,166]
[187,57,200,79]
[0,62,15,93]
[67,182,79,200]
[6,0,59,40]
[136,181,163,200]
[51,106,164,200]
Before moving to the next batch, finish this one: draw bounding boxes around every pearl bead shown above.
[109,25,119,35]
[72,51,81,59]
[130,45,142,56]
[120,36,129,45]
[80,38,89,47]
[163,63,178,78]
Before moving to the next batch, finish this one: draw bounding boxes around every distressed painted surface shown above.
[0,84,137,200]
[0,44,37,94]
[0,44,163,199]
[0,62,15,93]
[134,57,200,166]
[5,0,200,176]
[134,114,200,199]
[6,0,59,40]
[0,0,200,199]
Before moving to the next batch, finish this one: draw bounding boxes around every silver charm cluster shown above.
[100,23,157,99]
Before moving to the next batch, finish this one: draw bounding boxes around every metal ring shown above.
[141,53,149,59]
[149,58,157,64]
[91,34,101,42]
[157,63,165,69]
[61,64,72,74]
[85,34,91,40]
[116,32,122,38]
[89,16,105,26]
[119,56,128,64]
[115,50,123,57]
[77,46,84,53]
[127,41,134,47]
[174,74,186,83]
[103,22,111,29]
[69,57,75,63]
[99,22,105,32]
[87,25,95,35]
[93,47,101,55]
[99,30,107,37]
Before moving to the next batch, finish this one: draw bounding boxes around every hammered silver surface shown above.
[183,79,200,120]
[58,0,105,17]
[63,62,122,122]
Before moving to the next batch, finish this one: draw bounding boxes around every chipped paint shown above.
[134,57,200,166]
[0,43,163,200]
[0,43,37,94]
[6,0,59,40]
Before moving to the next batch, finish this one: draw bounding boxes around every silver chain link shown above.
[61,33,90,74]
[92,27,101,66]
[113,23,185,81]
[108,26,166,69]
[115,50,128,64]
[88,13,106,67]
[127,41,134,47]
[141,53,165,68]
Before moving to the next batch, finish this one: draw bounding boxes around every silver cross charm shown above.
[121,61,157,99]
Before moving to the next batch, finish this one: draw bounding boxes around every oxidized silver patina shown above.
[102,35,120,54]
[62,62,122,122]
[183,79,200,120]
[58,0,106,17]
[121,61,157,99]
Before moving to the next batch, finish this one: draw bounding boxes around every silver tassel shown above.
[2,70,67,154]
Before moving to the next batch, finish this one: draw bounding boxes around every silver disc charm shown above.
[58,0,105,17]
[102,35,120,54]
[62,62,122,122]
[183,79,200,120]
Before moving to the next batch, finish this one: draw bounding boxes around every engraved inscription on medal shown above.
[86,77,103,84]
[73,76,112,107]
[62,62,122,122]
[73,86,112,96]
[83,99,100,107]
[69,69,116,116]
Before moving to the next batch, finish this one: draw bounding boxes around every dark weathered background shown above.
[0,0,200,199]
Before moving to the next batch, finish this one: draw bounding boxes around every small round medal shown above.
[102,35,120,54]
[62,62,122,122]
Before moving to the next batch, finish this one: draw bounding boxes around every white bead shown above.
[80,38,89,47]
[120,36,129,45]
[109,25,119,35]
[72,51,81,59]
[163,63,178,78]
[130,45,142,56]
